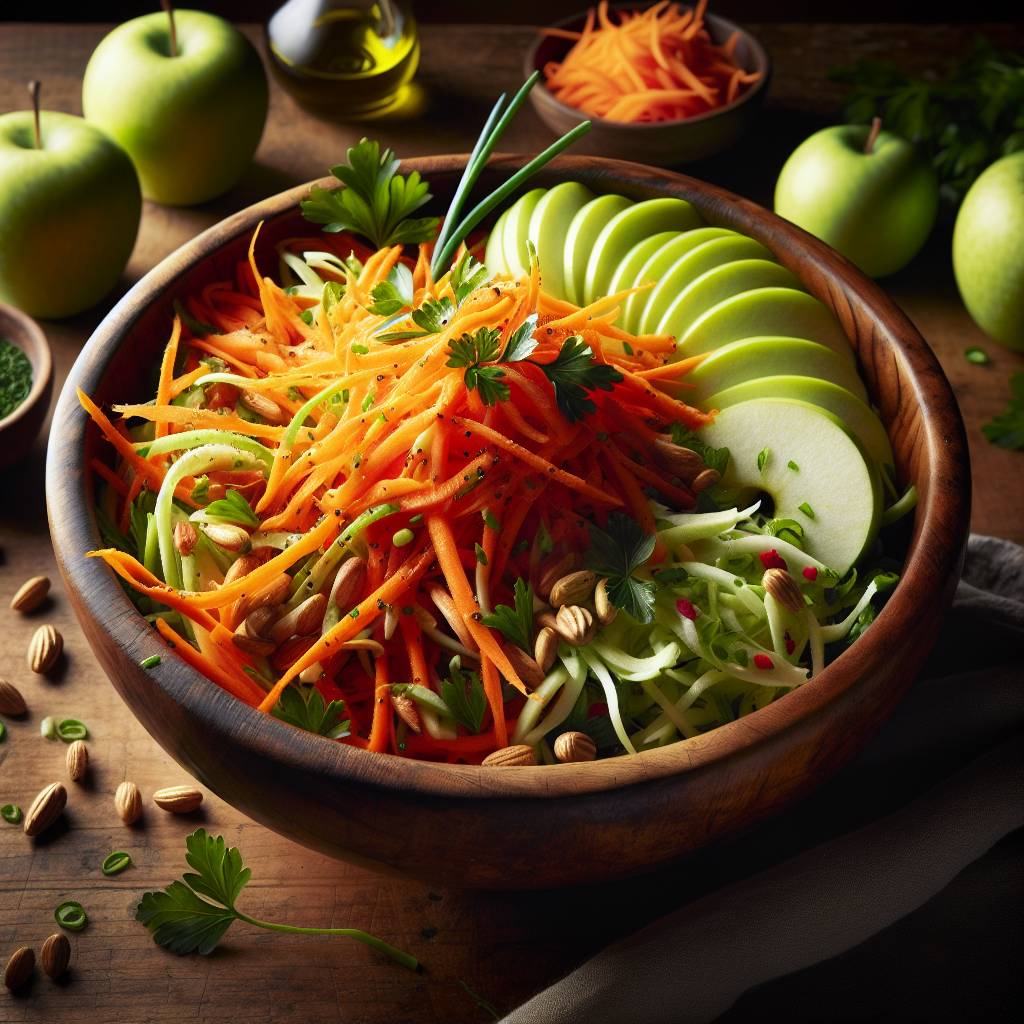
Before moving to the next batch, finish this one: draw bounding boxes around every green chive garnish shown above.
[798,502,815,518]
[964,346,989,364]
[54,901,88,931]
[393,528,414,547]
[102,852,132,877]
[788,460,799,471]
[55,719,87,742]
[140,655,161,669]
[757,447,769,472]
[1,804,22,824]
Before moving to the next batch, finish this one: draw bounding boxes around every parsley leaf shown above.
[481,578,534,652]
[500,313,539,363]
[440,656,488,734]
[586,512,657,623]
[272,685,350,739]
[539,335,623,423]
[465,366,509,405]
[367,264,415,316]
[200,489,260,528]
[451,250,491,306]
[670,423,731,477]
[322,279,344,316]
[411,297,455,333]
[982,372,1024,450]
[447,327,509,405]
[300,139,440,249]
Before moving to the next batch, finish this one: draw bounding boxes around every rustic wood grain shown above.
[0,20,1019,1024]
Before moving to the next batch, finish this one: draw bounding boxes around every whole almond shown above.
[329,556,367,616]
[425,583,477,651]
[482,744,537,767]
[534,626,559,674]
[24,782,66,836]
[243,606,278,640]
[10,575,50,613]
[153,785,203,814]
[202,522,251,552]
[28,624,62,674]
[501,643,545,688]
[230,572,291,626]
[690,468,721,494]
[173,521,198,557]
[40,934,70,980]
[223,552,263,588]
[594,578,617,626]
[534,609,558,633]
[391,692,421,734]
[0,675,27,715]
[4,947,34,990]
[114,781,142,824]
[762,567,806,614]
[231,633,276,657]
[536,551,584,600]
[66,740,88,782]
[271,593,327,643]
[553,605,596,647]
[240,389,287,424]
[548,570,597,609]
[554,730,598,763]
[652,437,705,481]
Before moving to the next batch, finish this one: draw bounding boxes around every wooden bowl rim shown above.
[523,2,772,133]
[48,153,967,804]
[0,299,52,432]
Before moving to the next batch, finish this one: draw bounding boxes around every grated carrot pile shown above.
[542,0,762,123]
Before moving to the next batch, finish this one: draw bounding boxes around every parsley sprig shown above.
[199,489,260,528]
[301,139,440,249]
[481,578,534,653]
[586,512,657,623]
[982,371,1024,449]
[539,335,623,423]
[440,657,487,734]
[446,327,509,406]
[136,829,417,968]
[272,685,350,738]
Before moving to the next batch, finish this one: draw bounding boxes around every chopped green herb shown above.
[757,447,770,472]
[474,543,488,565]
[140,655,162,669]
[102,851,133,876]
[55,719,87,742]
[499,313,539,363]
[393,528,414,547]
[539,334,623,423]
[482,508,500,531]
[0,337,32,420]
[586,512,657,623]
[298,309,313,326]
[409,514,423,524]
[361,391,376,412]
[1,805,22,824]
[137,828,417,965]
[440,657,488,734]
[322,279,344,315]
[200,488,259,528]
[55,901,88,931]
[788,460,800,471]
[450,251,490,306]
[798,502,816,519]
[964,346,990,364]
[272,685,349,739]
[481,578,534,652]
[622,341,634,355]
[447,327,509,405]
[982,372,1024,450]
[411,296,455,334]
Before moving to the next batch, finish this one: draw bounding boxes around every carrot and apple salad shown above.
[541,0,762,124]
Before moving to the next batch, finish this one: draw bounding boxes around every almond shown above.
[548,570,597,609]
[243,606,278,640]
[24,782,66,836]
[271,593,327,642]
[482,744,537,767]
[202,522,251,552]
[536,551,584,600]
[230,572,291,626]
[240,389,287,424]
[762,567,806,614]
[0,675,26,715]
[391,692,421,734]
[501,643,545,688]
[173,521,198,557]
[153,785,203,814]
[28,624,62,674]
[66,740,88,782]
[329,556,367,616]
[114,781,142,824]
[594,578,617,626]
[534,626,559,674]
[223,552,263,588]
[272,634,318,672]
[652,437,705,481]
[553,730,597,763]
[424,583,478,651]
[231,633,276,657]
[553,605,597,647]
[4,947,34,990]
[40,933,70,980]
[10,575,50,613]
[690,468,721,494]
[534,609,558,633]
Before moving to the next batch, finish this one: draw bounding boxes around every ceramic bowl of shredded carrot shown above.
[526,1,770,166]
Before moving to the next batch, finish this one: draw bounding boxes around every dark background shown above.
[8,0,1024,22]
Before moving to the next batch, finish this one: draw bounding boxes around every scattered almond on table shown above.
[153,785,203,813]
[10,575,50,613]
[23,782,66,837]
[28,624,62,674]
[114,781,142,824]
[3,947,34,991]
[0,675,26,715]
[40,934,70,980]
[66,740,88,782]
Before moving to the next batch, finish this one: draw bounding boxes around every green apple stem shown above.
[27,80,41,149]
[160,0,178,58]
[864,116,882,155]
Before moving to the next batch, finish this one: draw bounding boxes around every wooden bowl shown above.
[525,4,771,167]
[46,156,969,889]
[0,300,53,475]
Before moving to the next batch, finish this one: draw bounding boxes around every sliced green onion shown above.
[101,851,132,876]
[1,804,22,824]
[56,719,87,742]
[757,447,769,472]
[54,901,88,931]
[40,716,55,739]
[798,502,815,518]
[140,655,162,669]
[393,528,414,547]
[964,346,989,364]
[788,460,799,471]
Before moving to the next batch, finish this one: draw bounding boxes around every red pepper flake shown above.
[758,550,787,571]
[587,702,609,719]
[802,566,818,582]
[754,653,774,670]
[785,638,796,655]
[676,598,698,620]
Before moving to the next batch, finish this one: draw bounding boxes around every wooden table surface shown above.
[1,21,1021,1024]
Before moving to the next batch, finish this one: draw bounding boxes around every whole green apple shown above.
[775,124,938,278]
[0,110,141,319]
[82,9,268,206]
[952,151,1024,351]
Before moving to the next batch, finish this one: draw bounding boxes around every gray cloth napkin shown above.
[503,535,1024,1024]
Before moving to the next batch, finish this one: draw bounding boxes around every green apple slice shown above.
[563,194,633,306]
[700,398,882,574]
[685,338,868,405]
[485,208,510,277]
[677,287,856,364]
[640,237,774,335]
[582,198,704,306]
[700,375,894,473]
[501,188,547,277]
[657,259,802,341]
[607,231,681,322]
[620,228,735,334]
[527,181,594,300]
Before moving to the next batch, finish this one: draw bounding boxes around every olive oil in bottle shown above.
[267,0,419,116]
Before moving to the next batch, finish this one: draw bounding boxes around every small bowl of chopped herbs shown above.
[0,300,52,473]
